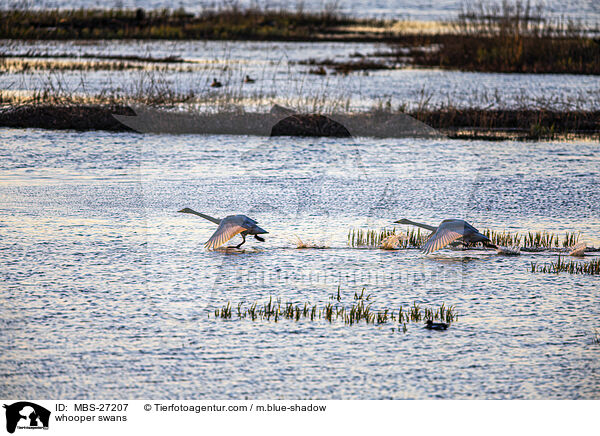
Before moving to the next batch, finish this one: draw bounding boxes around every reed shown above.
[593,329,600,345]
[209,287,457,327]
[483,229,580,249]
[530,256,600,275]
[0,57,190,73]
[407,0,600,74]
[483,229,522,247]
[353,288,372,301]
[413,108,600,140]
[330,285,343,302]
[348,226,584,251]
[347,227,426,248]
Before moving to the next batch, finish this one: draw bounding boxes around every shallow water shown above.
[2,40,599,111]
[1,128,599,398]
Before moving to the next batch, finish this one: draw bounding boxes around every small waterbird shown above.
[210,78,223,88]
[394,218,496,254]
[425,320,449,330]
[244,75,255,83]
[178,208,268,250]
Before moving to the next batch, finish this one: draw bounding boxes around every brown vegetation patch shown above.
[270,114,351,137]
[0,105,135,131]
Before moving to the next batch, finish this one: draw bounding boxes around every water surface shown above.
[0,129,599,398]
[2,40,599,111]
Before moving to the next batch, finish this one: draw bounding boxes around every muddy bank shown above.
[0,105,440,138]
[1,104,598,140]
[414,109,600,139]
[0,105,136,131]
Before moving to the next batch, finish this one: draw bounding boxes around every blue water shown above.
[0,129,599,398]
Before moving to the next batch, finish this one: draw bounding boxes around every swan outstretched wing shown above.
[205,220,247,250]
[422,227,464,254]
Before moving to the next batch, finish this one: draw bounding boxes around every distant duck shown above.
[425,320,449,330]
[244,75,255,83]
[210,78,223,88]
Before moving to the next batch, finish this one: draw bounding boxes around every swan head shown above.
[178,208,194,214]
[394,219,412,225]
[254,225,268,234]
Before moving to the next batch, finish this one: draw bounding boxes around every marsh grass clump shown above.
[348,228,389,247]
[524,230,580,249]
[413,108,600,140]
[329,285,343,302]
[299,58,393,75]
[0,6,378,41]
[409,0,600,74]
[483,229,581,250]
[483,229,522,247]
[524,230,558,248]
[210,287,457,327]
[562,232,581,248]
[353,288,372,301]
[215,302,232,319]
[525,231,557,248]
[348,227,427,249]
[348,226,585,251]
[530,256,600,275]
[0,57,165,73]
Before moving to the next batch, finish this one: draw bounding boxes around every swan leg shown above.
[254,235,265,242]
[235,234,247,249]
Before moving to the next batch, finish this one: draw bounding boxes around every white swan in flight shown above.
[178,208,268,249]
[395,218,496,254]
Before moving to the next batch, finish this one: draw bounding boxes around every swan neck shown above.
[401,219,437,232]
[186,209,221,224]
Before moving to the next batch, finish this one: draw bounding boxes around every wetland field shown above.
[0,1,599,400]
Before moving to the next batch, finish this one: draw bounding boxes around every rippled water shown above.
[2,40,600,111]
[0,128,599,399]
[5,0,600,23]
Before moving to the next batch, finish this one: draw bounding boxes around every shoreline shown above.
[1,104,598,140]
